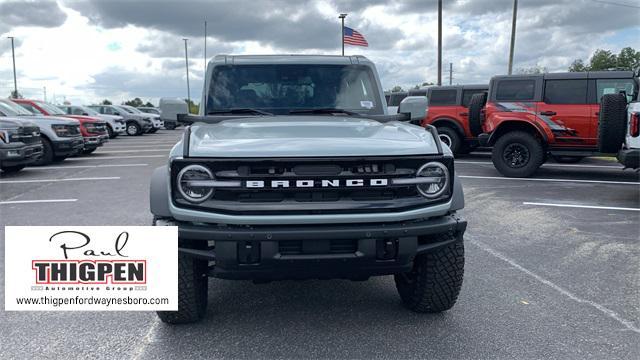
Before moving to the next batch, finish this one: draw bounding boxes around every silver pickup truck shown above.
[151,55,467,324]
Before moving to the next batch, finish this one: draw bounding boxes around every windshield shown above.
[0,100,34,116]
[79,106,100,116]
[207,64,383,115]
[121,105,142,114]
[36,101,67,115]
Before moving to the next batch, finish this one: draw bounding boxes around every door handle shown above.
[459,112,468,116]
[540,111,556,116]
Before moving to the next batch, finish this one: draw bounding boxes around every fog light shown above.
[7,150,20,157]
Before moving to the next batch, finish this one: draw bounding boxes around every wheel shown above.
[82,148,96,155]
[1,164,26,173]
[52,156,67,163]
[491,131,545,177]
[467,92,487,136]
[126,122,141,136]
[553,156,584,164]
[33,137,54,166]
[165,122,176,130]
[436,126,462,154]
[395,240,464,313]
[598,93,627,153]
[148,127,158,133]
[106,124,115,139]
[156,252,208,324]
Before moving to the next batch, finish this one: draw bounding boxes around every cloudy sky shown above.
[0,0,638,105]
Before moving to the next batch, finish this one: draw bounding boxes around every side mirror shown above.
[82,112,89,116]
[398,96,428,125]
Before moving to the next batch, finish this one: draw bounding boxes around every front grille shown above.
[87,122,107,134]
[13,126,40,144]
[65,125,80,136]
[171,156,453,215]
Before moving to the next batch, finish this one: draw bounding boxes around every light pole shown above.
[183,38,191,113]
[508,0,518,75]
[437,0,442,86]
[339,13,347,56]
[204,20,207,76]
[7,36,17,98]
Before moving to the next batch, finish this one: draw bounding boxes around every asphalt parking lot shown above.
[1,130,638,359]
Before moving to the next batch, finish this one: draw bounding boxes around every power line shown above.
[590,0,640,8]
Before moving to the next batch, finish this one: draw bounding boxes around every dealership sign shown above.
[4,226,178,311]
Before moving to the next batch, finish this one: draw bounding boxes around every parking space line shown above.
[65,155,165,161]
[98,149,171,153]
[459,175,639,186]
[523,202,640,212]
[456,160,622,169]
[0,199,78,205]
[470,238,640,334]
[0,176,120,184]
[27,164,148,170]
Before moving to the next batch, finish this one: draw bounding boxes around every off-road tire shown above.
[1,164,26,173]
[467,92,487,136]
[492,131,545,177]
[156,252,208,324]
[395,240,464,313]
[165,122,176,130]
[126,121,141,136]
[52,156,67,163]
[598,93,627,153]
[437,126,463,155]
[33,137,54,166]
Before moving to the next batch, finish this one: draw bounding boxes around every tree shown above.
[123,97,144,107]
[185,99,199,114]
[413,82,435,89]
[101,99,112,105]
[568,47,639,72]
[516,65,548,75]
[144,101,154,107]
[589,49,617,71]
[390,85,404,92]
[568,59,587,72]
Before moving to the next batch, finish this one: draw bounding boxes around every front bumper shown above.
[0,143,43,166]
[52,137,84,156]
[617,148,640,169]
[158,214,466,280]
[83,134,109,150]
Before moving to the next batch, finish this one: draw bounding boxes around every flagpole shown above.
[339,13,347,56]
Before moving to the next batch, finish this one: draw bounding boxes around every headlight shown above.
[176,164,214,203]
[0,129,17,143]
[415,162,449,198]
[51,124,73,137]
[83,123,97,132]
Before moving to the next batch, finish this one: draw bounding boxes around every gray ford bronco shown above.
[151,55,467,324]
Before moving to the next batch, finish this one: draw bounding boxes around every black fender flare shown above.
[487,120,549,146]
[150,165,172,217]
[432,118,465,137]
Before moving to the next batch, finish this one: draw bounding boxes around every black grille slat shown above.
[278,240,357,255]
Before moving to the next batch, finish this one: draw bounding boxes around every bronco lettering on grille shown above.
[245,179,389,188]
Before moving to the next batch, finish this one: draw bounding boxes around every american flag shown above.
[343,27,368,47]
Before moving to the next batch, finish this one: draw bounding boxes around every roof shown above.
[492,70,636,81]
[428,84,488,90]
[209,54,372,66]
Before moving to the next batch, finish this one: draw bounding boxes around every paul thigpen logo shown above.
[32,231,146,285]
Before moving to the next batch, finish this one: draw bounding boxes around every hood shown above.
[64,115,104,124]
[186,116,441,158]
[22,115,79,126]
[0,117,38,129]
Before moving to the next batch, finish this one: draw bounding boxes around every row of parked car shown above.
[0,98,188,173]
[387,69,640,177]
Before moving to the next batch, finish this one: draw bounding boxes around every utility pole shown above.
[183,38,191,113]
[449,63,453,85]
[204,20,207,76]
[8,36,18,98]
[339,13,347,56]
[437,0,442,86]
[508,0,518,75]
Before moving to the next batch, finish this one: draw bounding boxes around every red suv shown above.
[14,99,109,154]
[421,85,488,154]
[469,71,638,177]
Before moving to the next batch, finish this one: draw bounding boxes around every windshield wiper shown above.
[289,108,362,116]
[207,108,273,116]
